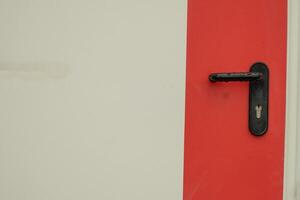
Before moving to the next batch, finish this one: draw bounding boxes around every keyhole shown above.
[255,105,262,119]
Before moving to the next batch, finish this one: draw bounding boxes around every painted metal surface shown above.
[183,0,287,199]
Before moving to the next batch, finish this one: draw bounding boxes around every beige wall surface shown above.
[284,0,299,199]
[0,1,187,199]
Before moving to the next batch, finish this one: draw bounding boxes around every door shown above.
[183,0,287,200]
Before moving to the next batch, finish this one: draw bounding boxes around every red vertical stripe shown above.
[183,0,287,199]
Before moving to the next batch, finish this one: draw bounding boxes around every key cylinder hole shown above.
[255,105,263,119]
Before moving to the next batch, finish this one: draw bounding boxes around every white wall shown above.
[0,1,187,199]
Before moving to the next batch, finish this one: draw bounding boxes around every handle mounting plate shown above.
[249,63,269,136]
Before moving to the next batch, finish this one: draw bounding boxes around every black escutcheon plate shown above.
[249,63,269,136]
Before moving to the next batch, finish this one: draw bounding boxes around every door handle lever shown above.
[209,72,262,82]
[208,62,269,136]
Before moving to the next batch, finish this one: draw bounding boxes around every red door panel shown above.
[183,0,287,199]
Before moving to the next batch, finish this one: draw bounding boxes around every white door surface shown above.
[0,1,187,199]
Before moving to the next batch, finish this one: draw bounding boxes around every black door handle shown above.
[208,62,269,136]
[209,72,262,82]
